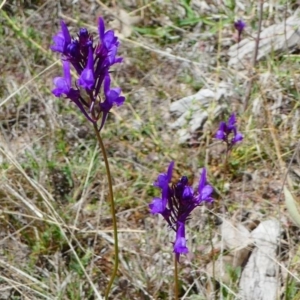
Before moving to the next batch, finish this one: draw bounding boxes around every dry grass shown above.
[1,0,300,299]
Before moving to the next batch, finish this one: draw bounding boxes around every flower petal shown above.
[52,77,69,96]
[167,161,174,182]
[228,113,236,128]
[50,21,71,54]
[98,17,105,41]
[149,197,165,214]
[78,47,95,89]
[233,132,243,143]
[201,185,213,200]
[198,168,207,193]
[174,222,189,255]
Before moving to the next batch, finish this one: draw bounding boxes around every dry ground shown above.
[1,0,300,299]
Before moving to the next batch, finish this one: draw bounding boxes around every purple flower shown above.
[52,61,77,99]
[154,160,174,191]
[234,20,246,33]
[50,21,71,54]
[98,75,125,131]
[150,162,213,260]
[215,113,243,147]
[149,161,174,224]
[234,19,246,42]
[52,61,95,123]
[197,168,214,204]
[174,222,188,259]
[50,17,125,131]
[78,46,95,90]
[98,18,119,51]
[96,18,123,67]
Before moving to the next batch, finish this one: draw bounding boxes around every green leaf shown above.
[284,186,300,227]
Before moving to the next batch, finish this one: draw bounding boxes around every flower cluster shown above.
[149,162,213,260]
[50,18,125,131]
[215,113,243,148]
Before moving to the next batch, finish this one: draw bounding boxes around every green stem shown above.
[208,214,217,300]
[93,124,119,300]
[174,254,179,300]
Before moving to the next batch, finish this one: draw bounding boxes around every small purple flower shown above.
[234,19,246,33]
[149,161,174,224]
[234,19,246,42]
[52,61,95,123]
[154,161,174,191]
[97,75,125,131]
[150,162,213,261]
[96,18,123,67]
[78,46,95,90]
[197,168,214,204]
[50,21,71,55]
[52,61,77,99]
[215,113,243,148]
[174,222,188,259]
[98,18,119,52]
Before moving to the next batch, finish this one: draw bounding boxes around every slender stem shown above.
[174,254,179,300]
[208,214,217,300]
[93,124,119,300]
[243,0,263,111]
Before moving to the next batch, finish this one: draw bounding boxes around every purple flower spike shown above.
[50,21,71,54]
[215,113,243,148]
[78,46,95,90]
[150,162,214,261]
[50,17,124,129]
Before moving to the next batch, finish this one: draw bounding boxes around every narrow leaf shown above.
[284,186,300,227]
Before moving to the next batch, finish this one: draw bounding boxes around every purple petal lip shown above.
[174,222,189,254]
[232,132,243,144]
[78,47,95,89]
[149,197,165,214]
[52,60,72,96]
[215,130,225,140]
[200,185,213,200]
[50,20,71,54]
[52,77,70,96]
[50,32,66,53]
